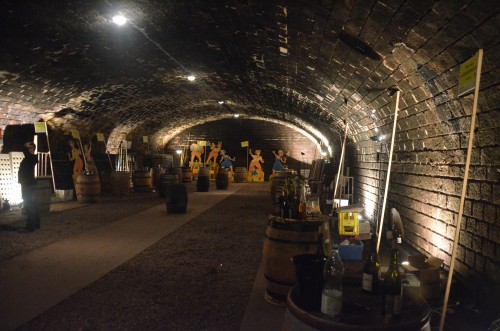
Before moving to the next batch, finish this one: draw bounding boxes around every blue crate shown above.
[338,240,364,260]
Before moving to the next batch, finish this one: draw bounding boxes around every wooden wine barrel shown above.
[75,173,101,203]
[99,171,112,193]
[35,177,52,214]
[159,174,178,198]
[215,168,229,190]
[133,169,152,192]
[262,215,324,306]
[166,183,188,214]
[110,171,131,196]
[234,167,247,183]
[197,167,210,192]
[152,168,166,189]
[173,167,183,183]
[182,167,192,182]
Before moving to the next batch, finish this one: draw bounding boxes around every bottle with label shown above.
[281,184,290,218]
[297,183,307,220]
[383,242,402,317]
[362,234,381,293]
[321,244,344,318]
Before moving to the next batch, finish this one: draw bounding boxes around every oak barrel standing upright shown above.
[196,166,210,192]
[110,171,131,196]
[215,168,229,190]
[159,174,178,198]
[262,215,324,306]
[182,167,192,183]
[35,176,52,214]
[133,169,153,192]
[166,183,188,213]
[75,173,101,203]
[234,167,247,183]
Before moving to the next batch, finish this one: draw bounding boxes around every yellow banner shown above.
[34,122,47,133]
[143,136,149,143]
[458,52,479,97]
[71,130,80,139]
[241,141,249,147]
[96,133,105,142]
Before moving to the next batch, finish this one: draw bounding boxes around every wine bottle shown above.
[278,191,285,217]
[383,242,402,317]
[362,234,381,293]
[282,184,290,218]
[321,245,344,318]
[297,183,307,220]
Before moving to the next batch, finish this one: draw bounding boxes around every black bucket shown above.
[291,254,326,311]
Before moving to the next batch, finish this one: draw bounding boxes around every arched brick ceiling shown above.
[0,0,498,151]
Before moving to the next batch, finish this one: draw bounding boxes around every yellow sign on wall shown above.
[241,141,249,147]
[96,133,105,142]
[458,52,479,97]
[34,121,47,133]
[143,136,149,143]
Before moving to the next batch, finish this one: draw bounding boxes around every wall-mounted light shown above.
[218,101,224,104]
[187,75,196,81]
[112,14,127,26]
[233,114,240,118]
[176,149,182,155]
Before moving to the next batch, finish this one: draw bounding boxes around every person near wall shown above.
[18,141,40,232]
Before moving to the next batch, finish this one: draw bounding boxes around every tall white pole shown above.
[332,98,349,212]
[376,90,400,253]
[439,49,483,331]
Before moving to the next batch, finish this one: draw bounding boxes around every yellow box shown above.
[337,205,363,236]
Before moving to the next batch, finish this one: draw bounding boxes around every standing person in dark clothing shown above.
[18,141,40,232]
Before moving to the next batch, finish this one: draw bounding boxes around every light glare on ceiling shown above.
[112,15,127,26]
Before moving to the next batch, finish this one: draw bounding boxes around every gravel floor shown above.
[4,183,271,331]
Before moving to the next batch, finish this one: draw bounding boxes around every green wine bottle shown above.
[383,242,402,317]
[362,234,380,293]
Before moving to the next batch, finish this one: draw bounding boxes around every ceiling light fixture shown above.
[187,75,196,81]
[112,14,127,26]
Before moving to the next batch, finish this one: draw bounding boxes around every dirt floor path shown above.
[16,183,271,330]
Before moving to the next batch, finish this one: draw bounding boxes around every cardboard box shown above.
[338,239,363,260]
[403,254,443,299]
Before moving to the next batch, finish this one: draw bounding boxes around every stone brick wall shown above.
[351,54,500,307]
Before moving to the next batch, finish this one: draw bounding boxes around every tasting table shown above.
[283,260,431,331]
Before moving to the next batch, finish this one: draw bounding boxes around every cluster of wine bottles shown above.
[278,178,307,220]
[316,232,403,319]
[362,234,403,318]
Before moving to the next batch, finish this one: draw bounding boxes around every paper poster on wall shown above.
[143,136,149,143]
[34,121,47,133]
[71,130,80,139]
[96,133,105,142]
